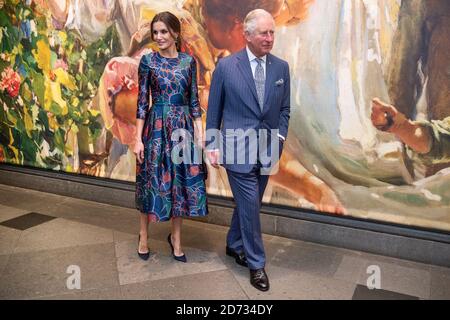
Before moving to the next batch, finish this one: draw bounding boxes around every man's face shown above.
[245,16,275,57]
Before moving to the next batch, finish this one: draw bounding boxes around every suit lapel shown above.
[236,50,260,112]
[263,54,276,113]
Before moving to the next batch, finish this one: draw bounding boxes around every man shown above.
[206,9,290,292]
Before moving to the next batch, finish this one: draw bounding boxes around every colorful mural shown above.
[0,0,449,231]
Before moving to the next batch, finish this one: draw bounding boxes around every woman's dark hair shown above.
[151,11,182,52]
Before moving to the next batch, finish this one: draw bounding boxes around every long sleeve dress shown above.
[135,51,208,221]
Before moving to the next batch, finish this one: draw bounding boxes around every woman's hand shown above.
[134,140,145,164]
[193,118,204,149]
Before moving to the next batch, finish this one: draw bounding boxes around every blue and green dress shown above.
[135,51,208,221]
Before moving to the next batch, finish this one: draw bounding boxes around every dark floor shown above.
[0,184,449,300]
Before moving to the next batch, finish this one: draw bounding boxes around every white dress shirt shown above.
[246,47,285,141]
[208,47,285,153]
[246,46,267,79]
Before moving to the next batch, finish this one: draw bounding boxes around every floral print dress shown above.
[135,51,208,221]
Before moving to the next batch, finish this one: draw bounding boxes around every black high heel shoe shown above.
[137,234,150,261]
[167,233,187,263]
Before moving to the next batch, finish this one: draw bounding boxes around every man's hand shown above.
[371,98,399,132]
[207,150,220,168]
[371,97,431,154]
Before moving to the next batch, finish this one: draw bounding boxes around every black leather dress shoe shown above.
[226,246,248,267]
[250,268,270,292]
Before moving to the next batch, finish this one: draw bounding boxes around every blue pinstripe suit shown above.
[206,48,291,269]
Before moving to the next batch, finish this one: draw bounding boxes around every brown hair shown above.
[151,11,182,52]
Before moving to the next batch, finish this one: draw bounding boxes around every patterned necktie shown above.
[254,58,265,110]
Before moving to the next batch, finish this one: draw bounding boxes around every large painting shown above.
[1,0,449,231]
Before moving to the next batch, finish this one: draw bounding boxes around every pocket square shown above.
[275,78,284,86]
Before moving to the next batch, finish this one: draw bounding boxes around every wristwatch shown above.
[375,112,395,132]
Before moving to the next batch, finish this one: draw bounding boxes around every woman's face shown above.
[152,21,178,51]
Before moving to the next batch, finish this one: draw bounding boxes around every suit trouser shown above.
[226,166,270,270]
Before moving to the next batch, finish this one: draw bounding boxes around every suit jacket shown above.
[206,48,291,173]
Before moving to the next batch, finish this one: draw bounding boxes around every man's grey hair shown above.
[243,9,274,34]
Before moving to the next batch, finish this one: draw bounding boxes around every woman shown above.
[134,11,208,262]
[46,0,345,213]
